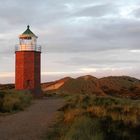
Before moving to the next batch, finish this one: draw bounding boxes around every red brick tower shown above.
[15,25,42,97]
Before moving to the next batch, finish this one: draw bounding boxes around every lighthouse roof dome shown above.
[20,25,37,38]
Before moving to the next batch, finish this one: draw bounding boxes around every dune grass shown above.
[45,94,140,140]
[0,90,32,113]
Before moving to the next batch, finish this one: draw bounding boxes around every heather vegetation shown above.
[45,94,140,140]
[0,90,32,113]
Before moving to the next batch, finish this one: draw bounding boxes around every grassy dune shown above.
[0,90,32,113]
[45,94,140,140]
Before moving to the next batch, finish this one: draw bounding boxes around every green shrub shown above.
[0,90,32,113]
[45,94,140,140]
[63,116,104,140]
[2,94,21,112]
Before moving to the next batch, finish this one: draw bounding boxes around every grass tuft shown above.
[45,94,140,140]
[0,90,32,113]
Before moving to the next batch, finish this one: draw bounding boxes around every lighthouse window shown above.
[31,37,36,45]
[20,38,36,46]
[20,38,31,45]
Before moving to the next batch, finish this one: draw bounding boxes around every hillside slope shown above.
[99,76,140,98]
[59,75,105,96]
[0,84,15,90]
[42,75,140,99]
[42,77,72,91]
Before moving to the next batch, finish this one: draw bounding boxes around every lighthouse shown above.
[15,25,41,97]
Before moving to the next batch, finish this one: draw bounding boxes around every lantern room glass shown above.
[20,37,37,46]
[18,36,38,51]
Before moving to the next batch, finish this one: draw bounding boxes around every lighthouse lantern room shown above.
[15,26,42,97]
[16,25,41,52]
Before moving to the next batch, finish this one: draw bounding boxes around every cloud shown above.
[55,50,140,68]
[74,3,118,17]
[132,7,140,18]
[0,0,140,83]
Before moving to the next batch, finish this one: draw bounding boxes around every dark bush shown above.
[0,90,32,113]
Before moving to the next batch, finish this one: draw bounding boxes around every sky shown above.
[0,0,140,83]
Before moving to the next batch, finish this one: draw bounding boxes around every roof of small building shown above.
[20,25,37,38]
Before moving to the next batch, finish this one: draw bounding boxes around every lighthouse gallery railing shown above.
[15,44,41,52]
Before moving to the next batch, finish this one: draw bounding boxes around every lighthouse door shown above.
[26,80,31,88]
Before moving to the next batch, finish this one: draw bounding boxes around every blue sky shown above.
[0,0,140,83]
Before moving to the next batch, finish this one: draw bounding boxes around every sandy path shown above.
[0,97,64,140]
